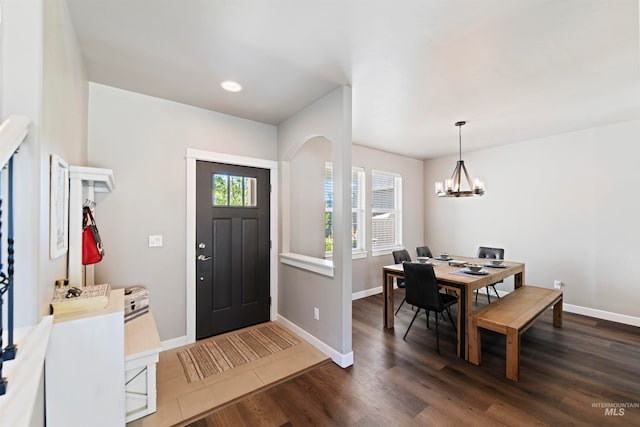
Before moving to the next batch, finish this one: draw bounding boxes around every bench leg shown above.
[553,298,563,328]
[506,327,520,381]
[469,317,481,365]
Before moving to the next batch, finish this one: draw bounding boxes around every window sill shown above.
[324,249,368,261]
[372,246,403,257]
[280,253,334,277]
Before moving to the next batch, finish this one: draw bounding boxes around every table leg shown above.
[469,316,481,365]
[553,297,563,327]
[514,267,525,289]
[382,270,394,329]
[506,327,520,381]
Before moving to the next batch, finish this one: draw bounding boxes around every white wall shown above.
[351,144,424,294]
[424,120,640,318]
[87,83,277,341]
[40,0,88,315]
[1,0,87,327]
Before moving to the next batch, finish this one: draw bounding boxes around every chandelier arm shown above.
[460,161,474,190]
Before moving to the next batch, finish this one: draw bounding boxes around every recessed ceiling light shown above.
[221,80,242,92]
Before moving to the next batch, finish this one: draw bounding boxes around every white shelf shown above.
[69,165,115,193]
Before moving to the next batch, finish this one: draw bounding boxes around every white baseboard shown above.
[563,304,640,327]
[161,335,187,352]
[353,286,640,327]
[352,286,383,300]
[277,315,353,368]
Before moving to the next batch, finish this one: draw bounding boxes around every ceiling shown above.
[65,0,640,159]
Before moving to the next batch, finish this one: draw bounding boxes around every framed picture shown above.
[50,154,69,259]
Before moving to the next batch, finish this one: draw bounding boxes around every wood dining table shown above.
[382,256,525,360]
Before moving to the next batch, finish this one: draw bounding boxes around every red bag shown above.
[82,207,104,265]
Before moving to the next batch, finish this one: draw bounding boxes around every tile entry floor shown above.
[127,322,330,427]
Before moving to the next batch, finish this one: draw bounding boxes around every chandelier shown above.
[435,121,485,197]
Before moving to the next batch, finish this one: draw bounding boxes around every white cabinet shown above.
[45,290,161,426]
[45,290,125,427]
[124,310,161,422]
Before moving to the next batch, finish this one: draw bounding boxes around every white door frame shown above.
[185,148,278,344]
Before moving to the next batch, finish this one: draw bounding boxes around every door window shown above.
[212,174,257,207]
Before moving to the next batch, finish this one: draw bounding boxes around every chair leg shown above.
[403,309,421,340]
[485,286,492,304]
[445,307,457,331]
[491,284,501,299]
[395,297,406,316]
[426,309,430,329]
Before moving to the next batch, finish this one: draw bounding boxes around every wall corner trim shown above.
[160,335,188,352]
[277,315,353,368]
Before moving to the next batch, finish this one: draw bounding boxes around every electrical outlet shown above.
[314,307,320,320]
[553,280,562,289]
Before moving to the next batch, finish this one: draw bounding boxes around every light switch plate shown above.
[148,235,163,247]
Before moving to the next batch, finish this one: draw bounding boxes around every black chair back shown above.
[403,262,444,312]
[416,246,433,258]
[477,246,504,260]
[392,249,411,264]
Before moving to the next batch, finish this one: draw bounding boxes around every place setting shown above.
[482,258,507,269]
[459,263,490,276]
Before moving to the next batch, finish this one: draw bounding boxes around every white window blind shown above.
[371,170,402,250]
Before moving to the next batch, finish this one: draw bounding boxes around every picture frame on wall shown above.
[50,154,69,259]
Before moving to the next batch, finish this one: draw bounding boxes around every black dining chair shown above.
[416,246,433,258]
[392,249,412,315]
[476,246,505,304]
[402,262,457,353]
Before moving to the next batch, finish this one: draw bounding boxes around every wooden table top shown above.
[383,256,525,291]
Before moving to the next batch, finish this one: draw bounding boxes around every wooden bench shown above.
[469,285,563,381]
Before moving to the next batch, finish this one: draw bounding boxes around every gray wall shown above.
[87,83,277,341]
[289,136,331,257]
[424,119,640,318]
[277,87,352,356]
[351,144,425,294]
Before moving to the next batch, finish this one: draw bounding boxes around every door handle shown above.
[197,255,212,261]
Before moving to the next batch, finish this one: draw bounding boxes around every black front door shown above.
[196,161,270,339]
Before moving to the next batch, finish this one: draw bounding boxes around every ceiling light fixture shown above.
[435,121,485,197]
[221,80,242,92]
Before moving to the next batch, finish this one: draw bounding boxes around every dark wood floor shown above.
[186,292,640,426]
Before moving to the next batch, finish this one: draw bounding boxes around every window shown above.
[325,164,365,256]
[371,170,402,251]
[212,173,257,207]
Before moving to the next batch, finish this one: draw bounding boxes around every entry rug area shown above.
[178,323,300,383]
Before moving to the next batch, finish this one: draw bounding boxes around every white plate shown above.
[463,268,489,275]
[482,263,506,269]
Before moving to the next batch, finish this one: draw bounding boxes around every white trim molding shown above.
[160,336,188,352]
[352,286,640,327]
[563,304,640,327]
[279,253,334,277]
[277,315,353,368]
[352,286,383,300]
[185,148,278,344]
